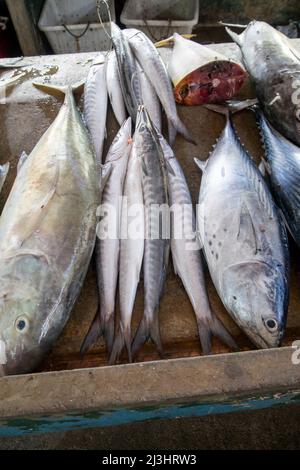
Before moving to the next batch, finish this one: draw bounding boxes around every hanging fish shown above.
[168,33,247,106]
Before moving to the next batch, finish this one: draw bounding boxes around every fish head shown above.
[105,117,132,163]
[0,256,52,375]
[222,260,288,348]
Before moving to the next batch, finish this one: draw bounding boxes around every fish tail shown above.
[204,99,258,118]
[80,308,102,355]
[132,313,165,360]
[33,81,85,100]
[109,324,132,364]
[80,308,115,356]
[196,315,238,354]
[170,117,197,145]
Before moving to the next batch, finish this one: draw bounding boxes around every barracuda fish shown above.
[136,61,162,132]
[255,105,300,247]
[0,163,9,194]
[158,133,237,353]
[84,54,107,164]
[123,28,195,146]
[110,134,144,364]
[111,22,142,123]
[106,50,127,127]
[81,118,132,357]
[0,82,99,376]
[226,21,300,146]
[131,106,169,358]
[195,105,289,349]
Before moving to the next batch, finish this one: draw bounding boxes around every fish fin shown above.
[131,314,165,360]
[204,104,230,119]
[225,99,258,112]
[258,160,266,177]
[33,80,85,100]
[80,308,102,355]
[0,162,9,191]
[109,325,132,364]
[194,157,208,172]
[237,201,258,254]
[165,159,176,176]
[100,162,112,192]
[17,151,28,173]
[225,27,244,47]
[197,315,238,354]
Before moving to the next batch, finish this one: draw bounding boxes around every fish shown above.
[84,54,107,164]
[195,104,289,349]
[131,106,169,359]
[110,132,144,364]
[136,61,162,132]
[255,105,300,248]
[158,133,237,353]
[111,22,142,122]
[168,33,247,106]
[0,81,99,376]
[226,20,300,146]
[0,163,9,194]
[123,28,195,145]
[81,118,132,357]
[106,50,127,126]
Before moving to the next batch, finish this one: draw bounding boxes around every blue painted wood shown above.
[1,389,300,437]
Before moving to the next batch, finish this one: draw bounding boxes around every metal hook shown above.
[96,0,112,39]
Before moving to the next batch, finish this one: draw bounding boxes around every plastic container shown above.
[121,0,199,42]
[38,0,115,53]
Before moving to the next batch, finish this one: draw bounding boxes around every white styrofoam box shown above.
[38,0,116,54]
[121,0,199,42]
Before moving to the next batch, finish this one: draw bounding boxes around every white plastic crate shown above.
[121,0,199,42]
[38,0,115,54]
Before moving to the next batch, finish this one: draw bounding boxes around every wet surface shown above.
[0,46,300,373]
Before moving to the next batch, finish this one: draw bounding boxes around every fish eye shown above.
[15,316,29,333]
[180,85,189,99]
[264,318,278,332]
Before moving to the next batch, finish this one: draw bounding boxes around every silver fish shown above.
[0,82,99,376]
[255,106,300,247]
[0,163,9,194]
[123,28,195,145]
[195,106,289,349]
[131,106,169,358]
[110,135,144,363]
[158,133,237,353]
[84,54,107,164]
[81,118,132,356]
[111,22,142,122]
[136,61,162,132]
[226,21,300,146]
[106,50,127,126]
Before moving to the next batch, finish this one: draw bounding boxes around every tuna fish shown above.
[123,28,195,145]
[84,54,107,164]
[195,105,289,349]
[131,106,169,358]
[168,33,246,106]
[226,21,300,146]
[0,82,99,376]
[158,133,237,353]
[106,50,127,127]
[81,118,132,357]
